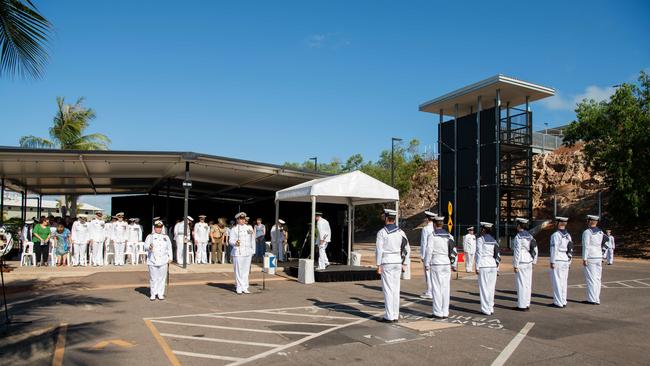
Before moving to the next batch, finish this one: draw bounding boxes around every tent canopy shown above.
[275,170,399,206]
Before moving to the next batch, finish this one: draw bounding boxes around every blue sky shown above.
[1,0,649,210]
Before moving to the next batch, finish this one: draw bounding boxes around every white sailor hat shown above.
[432,214,445,221]
[383,209,398,217]
[315,211,323,216]
[198,214,207,219]
[278,219,286,224]
[153,216,161,221]
[587,215,600,221]
[187,216,194,222]
[235,212,247,219]
[78,214,87,220]
[95,212,103,217]
[153,220,164,227]
[25,220,34,224]
[424,211,436,218]
[116,212,124,217]
[515,218,529,225]
[480,221,493,228]
[555,216,569,222]
[128,218,136,222]
[467,226,475,231]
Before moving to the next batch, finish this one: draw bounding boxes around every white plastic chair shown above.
[20,241,36,267]
[125,242,136,265]
[104,241,115,265]
[136,242,147,265]
[49,242,57,267]
[186,243,195,265]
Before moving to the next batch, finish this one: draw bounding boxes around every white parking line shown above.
[200,314,339,327]
[256,310,358,320]
[617,281,634,288]
[491,322,535,366]
[632,280,650,287]
[150,319,314,335]
[159,333,282,347]
[173,350,243,362]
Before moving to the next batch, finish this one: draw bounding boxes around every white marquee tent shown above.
[275,170,400,265]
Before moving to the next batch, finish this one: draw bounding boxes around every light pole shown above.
[544,122,548,150]
[309,157,318,172]
[391,137,402,187]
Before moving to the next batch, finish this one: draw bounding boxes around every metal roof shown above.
[0,147,325,203]
[419,74,555,117]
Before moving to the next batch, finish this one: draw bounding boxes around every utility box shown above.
[350,251,362,266]
[264,252,277,275]
[298,258,315,284]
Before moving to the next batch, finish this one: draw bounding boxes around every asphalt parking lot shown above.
[1,257,649,366]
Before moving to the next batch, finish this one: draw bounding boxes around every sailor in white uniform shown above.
[229,212,255,294]
[376,209,409,323]
[89,212,106,266]
[126,218,143,265]
[604,229,615,265]
[71,215,90,266]
[583,215,605,305]
[270,219,287,262]
[104,217,115,265]
[174,216,193,264]
[112,213,129,266]
[463,227,476,272]
[549,216,573,308]
[193,215,210,264]
[475,222,500,315]
[512,218,538,311]
[146,220,173,300]
[152,217,168,236]
[423,214,457,319]
[419,211,435,299]
[315,212,331,270]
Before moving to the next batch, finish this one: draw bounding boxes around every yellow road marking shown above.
[92,339,136,349]
[51,323,68,366]
[144,319,182,366]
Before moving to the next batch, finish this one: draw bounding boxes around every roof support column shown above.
[182,161,191,269]
[37,194,42,218]
[21,190,26,223]
[476,96,482,230]
[0,178,4,225]
[438,109,443,214]
[495,89,501,242]
[453,103,458,242]
[310,196,316,261]
[347,199,352,266]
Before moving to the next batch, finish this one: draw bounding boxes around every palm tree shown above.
[0,0,51,79]
[20,97,111,215]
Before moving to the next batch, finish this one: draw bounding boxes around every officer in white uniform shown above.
[512,218,538,311]
[229,212,255,294]
[376,209,409,323]
[152,216,168,236]
[419,211,435,299]
[104,216,115,265]
[315,212,331,270]
[475,222,500,315]
[423,214,457,319]
[583,215,605,305]
[71,215,90,266]
[194,215,210,264]
[549,216,573,308]
[270,219,287,262]
[126,218,143,265]
[174,216,193,264]
[89,212,106,266]
[463,227,476,272]
[146,220,173,300]
[112,213,129,266]
[604,229,615,265]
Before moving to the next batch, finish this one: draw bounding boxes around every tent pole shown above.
[395,201,400,226]
[310,196,316,260]
[274,199,279,255]
[347,201,352,266]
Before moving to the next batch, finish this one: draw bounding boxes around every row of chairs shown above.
[19,241,150,267]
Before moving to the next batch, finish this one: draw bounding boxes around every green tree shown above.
[564,71,650,223]
[19,97,111,215]
[0,0,51,79]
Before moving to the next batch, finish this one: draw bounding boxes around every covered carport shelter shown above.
[0,146,324,241]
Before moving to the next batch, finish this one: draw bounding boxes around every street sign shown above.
[447,201,453,233]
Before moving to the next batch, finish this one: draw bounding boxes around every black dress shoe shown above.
[549,303,564,308]
[582,300,599,305]
[430,315,445,319]
[392,319,399,323]
[379,318,392,323]
[512,307,527,311]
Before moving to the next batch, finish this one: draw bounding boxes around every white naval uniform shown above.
[104,222,114,265]
[420,222,434,297]
[604,234,615,265]
[463,233,477,272]
[112,220,128,265]
[71,220,90,266]
[476,234,500,315]
[88,218,106,266]
[126,223,143,264]
[549,230,573,307]
[229,224,255,293]
[512,230,538,309]
[424,228,457,318]
[145,232,173,298]
[174,221,191,264]
[270,224,286,261]
[583,227,605,304]
[376,224,409,321]
[193,222,210,264]
[316,218,331,270]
